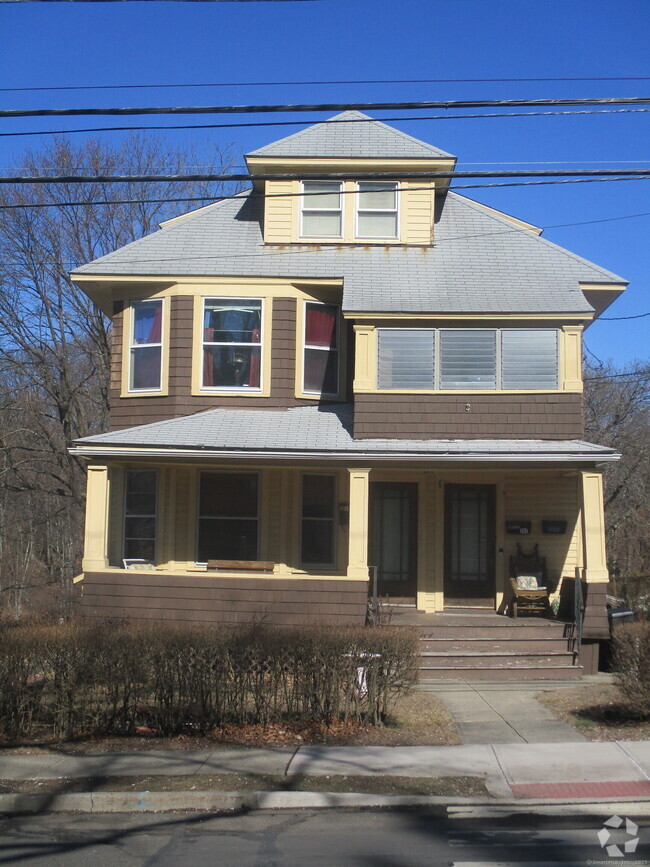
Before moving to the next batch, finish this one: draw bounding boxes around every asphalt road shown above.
[0,806,648,866]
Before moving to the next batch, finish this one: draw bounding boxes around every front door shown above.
[369,482,418,601]
[444,483,496,607]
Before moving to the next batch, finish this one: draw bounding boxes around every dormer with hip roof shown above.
[245,110,457,247]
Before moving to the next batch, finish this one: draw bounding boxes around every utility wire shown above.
[2,107,649,139]
[3,97,650,119]
[2,169,650,184]
[4,76,650,92]
[599,312,650,321]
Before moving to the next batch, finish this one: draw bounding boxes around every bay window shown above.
[378,328,559,390]
[202,298,262,390]
[124,470,157,561]
[356,181,398,239]
[301,181,342,237]
[301,474,336,568]
[129,299,163,391]
[303,301,340,396]
[198,472,258,562]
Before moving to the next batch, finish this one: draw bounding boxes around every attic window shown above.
[301,181,342,237]
[356,181,398,238]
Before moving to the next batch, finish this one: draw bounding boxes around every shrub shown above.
[0,620,418,741]
[612,621,650,717]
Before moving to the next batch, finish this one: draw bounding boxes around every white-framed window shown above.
[197,471,259,563]
[301,181,343,238]
[124,469,157,562]
[356,181,398,239]
[302,301,340,396]
[377,328,559,390]
[202,298,263,390]
[129,299,163,391]
[301,474,336,568]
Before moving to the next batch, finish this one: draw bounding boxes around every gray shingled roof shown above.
[246,111,456,160]
[73,189,626,315]
[72,405,618,463]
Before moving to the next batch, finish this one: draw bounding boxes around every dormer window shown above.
[356,181,398,239]
[301,181,342,238]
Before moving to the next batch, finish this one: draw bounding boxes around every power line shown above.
[4,76,650,93]
[599,312,650,321]
[2,168,650,185]
[2,107,649,140]
[3,97,650,119]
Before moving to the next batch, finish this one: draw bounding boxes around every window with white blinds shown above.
[301,181,342,237]
[377,328,559,390]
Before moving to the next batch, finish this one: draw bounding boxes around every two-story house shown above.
[69,111,626,674]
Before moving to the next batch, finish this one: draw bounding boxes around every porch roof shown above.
[71,405,619,464]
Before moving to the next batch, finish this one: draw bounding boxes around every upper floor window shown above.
[377,328,558,390]
[301,181,342,237]
[356,181,398,239]
[303,301,340,396]
[129,299,163,391]
[202,298,262,390]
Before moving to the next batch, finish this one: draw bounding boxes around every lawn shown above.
[537,683,650,741]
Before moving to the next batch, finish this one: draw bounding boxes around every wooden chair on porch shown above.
[508,543,550,618]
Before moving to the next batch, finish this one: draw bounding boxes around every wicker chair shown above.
[508,543,550,617]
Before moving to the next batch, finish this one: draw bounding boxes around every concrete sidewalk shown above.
[2,740,650,805]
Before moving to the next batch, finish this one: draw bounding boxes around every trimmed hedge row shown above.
[0,621,418,741]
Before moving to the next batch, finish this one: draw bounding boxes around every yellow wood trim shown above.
[82,463,110,571]
[347,468,371,579]
[347,312,593,322]
[191,293,272,398]
[353,324,376,391]
[580,470,609,583]
[561,325,584,392]
[160,467,176,569]
[120,297,170,398]
[247,156,457,173]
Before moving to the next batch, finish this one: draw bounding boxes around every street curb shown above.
[1,790,650,815]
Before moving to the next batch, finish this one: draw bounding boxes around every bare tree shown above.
[0,134,242,618]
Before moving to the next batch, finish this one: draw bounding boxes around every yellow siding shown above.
[504,473,580,583]
[173,467,191,565]
[402,182,434,245]
[263,179,294,244]
[107,467,124,567]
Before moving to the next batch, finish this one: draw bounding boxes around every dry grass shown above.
[537,684,650,741]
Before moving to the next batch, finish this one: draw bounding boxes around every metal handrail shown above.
[574,566,585,661]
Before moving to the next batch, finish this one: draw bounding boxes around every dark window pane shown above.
[199,473,258,518]
[124,539,155,561]
[304,348,338,395]
[126,471,156,495]
[203,300,261,344]
[301,521,334,566]
[303,475,335,518]
[131,346,161,390]
[305,303,338,349]
[133,300,162,345]
[202,345,260,388]
[125,493,157,516]
[198,518,258,562]
[125,517,156,540]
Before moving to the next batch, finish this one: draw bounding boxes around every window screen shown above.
[440,330,497,390]
[501,329,558,389]
[378,329,435,389]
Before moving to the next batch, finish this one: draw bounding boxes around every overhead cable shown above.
[3,96,650,119]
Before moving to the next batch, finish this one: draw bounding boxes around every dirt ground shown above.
[537,683,650,741]
[0,690,460,753]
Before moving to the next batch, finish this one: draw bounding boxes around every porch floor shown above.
[384,606,566,628]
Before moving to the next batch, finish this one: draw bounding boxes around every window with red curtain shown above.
[303,302,339,396]
[202,299,262,389]
[129,299,163,391]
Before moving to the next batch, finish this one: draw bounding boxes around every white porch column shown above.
[580,470,609,583]
[347,467,371,579]
[82,463,110,571]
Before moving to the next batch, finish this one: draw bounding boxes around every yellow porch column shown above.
[82,463,110,571]
[580,470,609,583]
[347,468,371,579]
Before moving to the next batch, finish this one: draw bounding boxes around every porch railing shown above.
[574,566,585,662]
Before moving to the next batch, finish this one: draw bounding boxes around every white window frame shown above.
[128,298,164,393]
[300,181,343,239]
[377,327,559,391]
[355,180,399,240]
[196,470,260,565]
[201,297,264,392]
[123,469,158,564]
[302,300,340,397]
[300,473,337,569]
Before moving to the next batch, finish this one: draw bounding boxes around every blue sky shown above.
[1,0,648,366]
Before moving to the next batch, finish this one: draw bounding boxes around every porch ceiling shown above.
[71,405,619,465]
